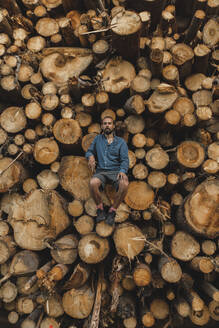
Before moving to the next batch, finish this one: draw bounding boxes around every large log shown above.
[178,178,219,238]
[7,189,70,250]
[58,156,91,201]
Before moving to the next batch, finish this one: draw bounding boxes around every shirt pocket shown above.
[109,145,118,157]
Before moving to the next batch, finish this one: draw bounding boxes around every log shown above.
[158,256,182,283]
[0,157,25,193]
[0,281,17,303]
[111,10,142,62]
[53,119,82,145]
[50,234,78,264]
[74,215,94,235]
[194,44,211,74]
[33,138,59,165]
[0,250,39,285]
[44,294,64,318]
[113,223,145,259]
[147,83,178,113]
[177,141,205,168]
[8,189,70,250]
[174,297,190,318]
[209,300,219,321]
[62,284,95,319]
[0,107,26,133]
[203,18,219,48]
[78,233,109,264]
[58,156,91,201]
[63,262,90,290]
[171,43,194,80]
[146,147,169,170]
[133,263,151,287]
[150,298,169,320]
[190,305,210,326]
[181,178,219,238]
[40,48,93,86]
[102,58,136,95]
[130,76,150,98]
[171,231,200,261]
[125,181,154,210]
[0,235,16,265]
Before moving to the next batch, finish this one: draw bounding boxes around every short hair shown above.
[101,115,115,124]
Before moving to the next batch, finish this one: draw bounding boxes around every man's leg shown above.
[113,176,129,209]
[106,175,129,225]
[90,177,102,206]
[90,176,106,222]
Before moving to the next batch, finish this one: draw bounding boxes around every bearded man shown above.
[85,116,129,225]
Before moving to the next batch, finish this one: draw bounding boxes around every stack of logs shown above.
[0,0,218,327]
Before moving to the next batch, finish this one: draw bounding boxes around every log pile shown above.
[0,1,218,327]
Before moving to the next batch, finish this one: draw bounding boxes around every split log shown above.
[40,48,93,86]
[147,83,178,113]
[0,250,39,285]
[63,262,90,290]
[0,157,25,193]
[8,189,70,250]
[50,234,78,265]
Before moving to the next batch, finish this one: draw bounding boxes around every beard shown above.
[103,127,114,135]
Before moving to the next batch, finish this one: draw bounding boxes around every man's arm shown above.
[85,136,97,173]
[119,141,129,174]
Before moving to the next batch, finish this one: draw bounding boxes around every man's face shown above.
[101,117,115,135]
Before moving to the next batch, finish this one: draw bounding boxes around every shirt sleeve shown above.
[119,140,129,174]
[85,136,97,159]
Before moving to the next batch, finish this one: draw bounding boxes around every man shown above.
[85,116,129,225]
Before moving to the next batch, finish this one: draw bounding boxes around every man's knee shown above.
[90,177,102,190]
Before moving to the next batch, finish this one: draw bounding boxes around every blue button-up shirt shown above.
[85,134,129,174]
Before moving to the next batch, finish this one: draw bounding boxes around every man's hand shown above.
[88,155,96,173]
[117,172,127,180]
